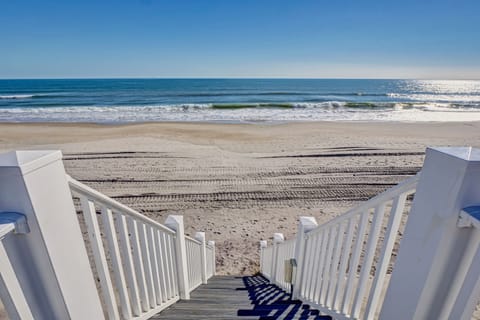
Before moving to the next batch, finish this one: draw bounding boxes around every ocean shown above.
[0,79,479,123]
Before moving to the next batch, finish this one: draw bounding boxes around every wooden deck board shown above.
[151,275,331,320]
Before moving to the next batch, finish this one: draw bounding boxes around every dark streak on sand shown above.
[262,151,425,159]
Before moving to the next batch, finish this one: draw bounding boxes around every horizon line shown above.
[1,77,479,81]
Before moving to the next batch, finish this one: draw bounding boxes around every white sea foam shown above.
[1,102,480,123]
[0,94,35,99]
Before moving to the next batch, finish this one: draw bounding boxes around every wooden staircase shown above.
[154,275,332,320]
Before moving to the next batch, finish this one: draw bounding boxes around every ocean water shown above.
[0,79,480,123]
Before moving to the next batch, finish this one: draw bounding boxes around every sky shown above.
[1,0,479,79]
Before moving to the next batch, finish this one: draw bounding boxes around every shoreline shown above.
[1,120,480,151]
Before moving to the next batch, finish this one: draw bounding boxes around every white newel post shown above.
[380,147,480,320]
[259,240,267,275]
[195,232,208,284]
[165,215,190,300]
[293,216,318,299]
[0,151,104,319]
[208,240,216,276]
[271,233,284,284]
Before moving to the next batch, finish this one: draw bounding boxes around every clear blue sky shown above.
[1,0,479,79]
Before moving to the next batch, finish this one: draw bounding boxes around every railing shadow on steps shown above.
[0,150,216,320]
[237,274,332,320]
[259,147,480,320]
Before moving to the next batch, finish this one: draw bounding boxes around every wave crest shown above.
[0,94,35,99]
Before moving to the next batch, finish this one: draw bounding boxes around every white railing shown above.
[260,148,480,320]
[69,177,181,320]
[206,243,215,278]
[261,173,420,320]
[444,206,480,320]
[260,243,273,279]
[3,147,480,319]
[0,213,33,320]
[0,150,216,320]
[185,236,203,292]
[273,238,296,292]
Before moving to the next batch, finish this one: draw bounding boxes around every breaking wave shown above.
[0,94,36,99]
[1,101,480,123]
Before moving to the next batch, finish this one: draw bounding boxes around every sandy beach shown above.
[1,121,480,275]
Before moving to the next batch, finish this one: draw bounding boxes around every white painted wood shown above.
[127,217,150,312]
[147,227,163,305]
[320,225,338,306]
[168,235,180,297]
[80,197,120,320]
[0,239,34,320]
[166,234,179,298]
[380,147,480,320]
[165,215,190,300]
[457,237,480,320]
[101,207,133,319]
[333,216,357,311]
[308,173,420,238]
[68,176,174,236]
[145,226,161,306]
[158,232,173,300]
[138,222,156,308]
[0,150,104,319]
[293,217,318,299]
[342,210,369,315]
[364,194,407,319]
[186,240,193,289]
[115,213,142,316]
[327,220,346,307]
[304,232,320,300]
[315,230,329,303]
[0,212,27,239]
[206,246,213,278]
[195,232,208,284]
[300,235,314,298]
[310,232,325,302]
[271,233,284,285]
[438,227,480,320]
[154,230,168,303]
[132,296,179,320]
[352,203,386,318]
[262,245,273,280]
[208,240,216,276]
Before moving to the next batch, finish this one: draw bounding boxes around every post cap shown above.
[195,231,206,242]
[165,215,184,231]
[273,233,284,243]
[0,150,63,175]
[299,216,318,233]
[260,240,268,248]
[428,147,480,162]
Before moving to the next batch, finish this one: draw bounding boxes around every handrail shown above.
[280,237,296,245]
[260,173,421,320]
[0,212,29,240]
[68,175,182,319]
[0,150,217,320]
[67,175,175,235]
[0,212,34,320]
[0,222,15,240]
[185,235,202,245]
[307,172,420,237]
[185,237,203,292]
